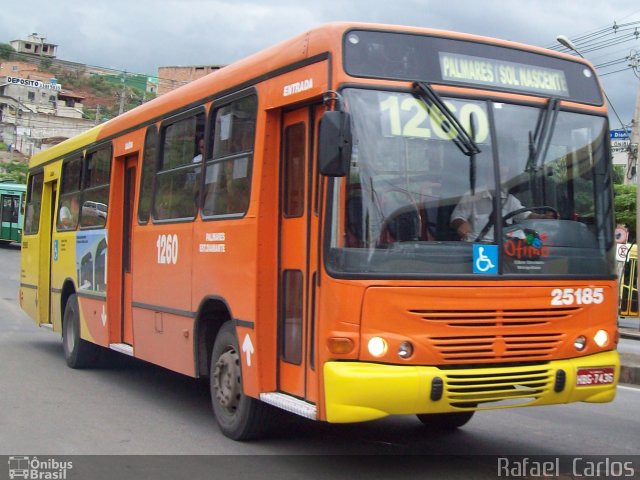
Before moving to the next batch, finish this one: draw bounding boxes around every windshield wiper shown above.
[526,97,560,173]
[525,97,560,205]
[413,81,481,157]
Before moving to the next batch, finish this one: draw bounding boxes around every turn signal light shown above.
[593,330,609,347]
[327,337,354,354]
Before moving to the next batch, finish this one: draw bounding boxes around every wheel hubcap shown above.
[213,347,241,412]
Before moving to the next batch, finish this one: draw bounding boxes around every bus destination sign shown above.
[439,52,570,97]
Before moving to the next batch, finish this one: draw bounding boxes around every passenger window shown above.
[57,157,82,231]
[80,145,112,228]
[24,172,44,235]
[138,126,158,223]
[203,95,256,217]
[283,123,306,217]
[153,111,205,221]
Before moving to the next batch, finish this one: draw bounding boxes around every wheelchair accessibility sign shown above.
[473,244,498,274]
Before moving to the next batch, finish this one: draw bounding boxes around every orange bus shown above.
[20,23,620,440]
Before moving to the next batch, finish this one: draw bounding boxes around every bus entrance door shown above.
[122,157,137,345]
[277,107,319,402]
[0,194,19,241]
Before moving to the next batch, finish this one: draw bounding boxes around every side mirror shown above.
[318,111,352,177]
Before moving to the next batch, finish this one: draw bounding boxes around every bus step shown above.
[260,392,317,420]
[109,343,134,356]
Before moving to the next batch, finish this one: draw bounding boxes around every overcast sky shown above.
[1,0,639,129]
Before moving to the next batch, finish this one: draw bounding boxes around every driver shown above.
[450,163,553,242]
[450,188,531,242]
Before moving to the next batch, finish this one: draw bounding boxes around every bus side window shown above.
[138,126,158,224]
[203,95,256,218]
[57,156,83,231]
[153,110,205,221]
[24,172,44,235]
[81,145,112,229]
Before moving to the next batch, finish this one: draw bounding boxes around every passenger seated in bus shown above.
[58,196,80,229]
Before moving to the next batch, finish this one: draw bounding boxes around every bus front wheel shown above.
[209,321,272,440]
[416,411,475,430]
[62,294,100,369]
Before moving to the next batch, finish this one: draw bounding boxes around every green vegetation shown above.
[0,43,15,60]
[614,183,636,242]
[0,160,28,184]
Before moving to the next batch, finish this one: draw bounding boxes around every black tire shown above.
[416,411,475,430]
[210,321,273,440]
[62,294,100,369]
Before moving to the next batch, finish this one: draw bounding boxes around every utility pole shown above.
[118,71,127,116]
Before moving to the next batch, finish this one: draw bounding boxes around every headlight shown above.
[367,337,388,357]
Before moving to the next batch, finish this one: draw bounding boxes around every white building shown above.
[0,61,94,155]
[10,33,58,59]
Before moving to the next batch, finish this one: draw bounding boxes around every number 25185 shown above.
[550,287,604,306]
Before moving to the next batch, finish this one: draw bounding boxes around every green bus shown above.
[0,181,26,244]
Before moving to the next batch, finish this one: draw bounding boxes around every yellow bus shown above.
[619,244,637,316]
[20,23,619,440]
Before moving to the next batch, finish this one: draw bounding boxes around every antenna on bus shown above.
[323,90,344,111]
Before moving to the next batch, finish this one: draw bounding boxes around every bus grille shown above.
[410,306,578,327]
[410,307,575,363]
[444,368,554,408]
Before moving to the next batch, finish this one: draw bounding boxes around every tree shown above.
[613,165,625,185]
[614,183,636,242]
[0,160,28,184]
[0,43,15,60]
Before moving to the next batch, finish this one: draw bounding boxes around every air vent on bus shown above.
[409,307,579,327]
[444,368,554,409]
[428,333,565,362]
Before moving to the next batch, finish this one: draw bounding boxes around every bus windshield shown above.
[326,88,615,277]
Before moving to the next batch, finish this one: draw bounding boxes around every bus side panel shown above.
[49,230,77,332]
[130,222,196,376]
[75,230,109,346]
[131,309,195,376]
[20,236,40,322]
[192,217,260,381]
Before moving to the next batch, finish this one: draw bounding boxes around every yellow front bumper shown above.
[324,350,619,423]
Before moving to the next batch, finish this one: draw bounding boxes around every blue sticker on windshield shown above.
[473,244,498,274]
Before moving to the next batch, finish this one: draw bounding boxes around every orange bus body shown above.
[20,22,619,439]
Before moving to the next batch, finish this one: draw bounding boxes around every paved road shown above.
[1,244,638,479]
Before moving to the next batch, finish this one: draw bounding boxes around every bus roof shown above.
[0,180,26,191]
[28,22,595,170]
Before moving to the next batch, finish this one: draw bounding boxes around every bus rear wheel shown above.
[62,294,100,369]
[416,411,475,430]
[209,321,272,440]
